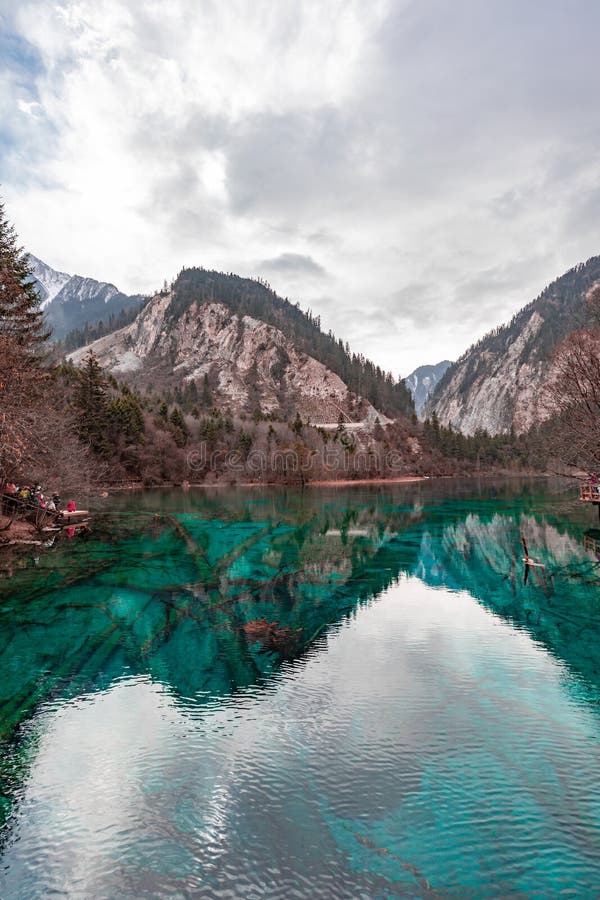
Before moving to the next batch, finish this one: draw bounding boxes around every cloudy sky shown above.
[2,0,600,375]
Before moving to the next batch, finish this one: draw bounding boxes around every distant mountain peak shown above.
[28,253,71,309]
[405,360,452,417]
[27,254,145,339]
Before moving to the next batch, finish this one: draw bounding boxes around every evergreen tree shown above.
[202,373,212,407]
[169,406,188,446]
[182,379,198,411]
[108,394,145,443]
[170,406,185,430]
[74,351,111,454]
[237,429,253,461]
[291,412,303,435]
[0,199,51,479]
[0,202,50,352]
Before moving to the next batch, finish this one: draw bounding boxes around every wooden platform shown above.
[58,509,90,524]
[580,484,600,503]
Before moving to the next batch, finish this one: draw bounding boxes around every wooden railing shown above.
[584,532,600,555]
[580,483,600,502]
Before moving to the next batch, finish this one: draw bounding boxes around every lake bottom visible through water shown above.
[0,478,599,898]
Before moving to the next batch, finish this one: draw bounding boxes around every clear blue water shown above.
[1,477,600,898]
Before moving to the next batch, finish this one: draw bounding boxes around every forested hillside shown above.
[61,299,151,351]
[171,268,414,419]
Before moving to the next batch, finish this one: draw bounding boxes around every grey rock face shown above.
[427,256,600,434]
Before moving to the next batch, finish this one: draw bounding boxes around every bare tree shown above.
[0,335,51,483]
[545,283,600,474]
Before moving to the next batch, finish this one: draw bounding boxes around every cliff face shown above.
[431,311,550,434]
[427,256,600,434]
[69,294,381,423]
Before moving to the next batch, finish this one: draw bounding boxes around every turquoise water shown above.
[1,477,600,898]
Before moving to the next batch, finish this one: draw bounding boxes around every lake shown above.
[1,477,599,898]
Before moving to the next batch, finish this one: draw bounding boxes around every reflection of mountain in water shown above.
[412,512,600,697]
[0,497,414,743]
[1,480,600,827]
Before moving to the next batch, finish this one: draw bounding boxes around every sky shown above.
[2,0,600,376]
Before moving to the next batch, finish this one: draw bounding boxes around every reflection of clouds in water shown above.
[5,578,600,898]
[415,510,600,704]
[5,482,600,897]
[14,678,176,894]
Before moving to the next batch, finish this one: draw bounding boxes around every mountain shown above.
[28,254,145,340]
[28,255,71,308]
[427,255,600,435]
[69,267,414,423]
[405,360,452,417]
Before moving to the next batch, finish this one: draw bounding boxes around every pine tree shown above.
[74,351,111,454]
[237,429,252,460]
[170,406,185,430]
[108,394,145,443]
[169,406,188,446]
[0,202,50,352]
[291,412,303,435]
[202,373,212,407]
[0,199,51,480]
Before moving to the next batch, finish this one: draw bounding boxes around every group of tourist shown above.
[1,482,75,519]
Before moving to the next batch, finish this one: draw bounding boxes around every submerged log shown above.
[243,617,301,657]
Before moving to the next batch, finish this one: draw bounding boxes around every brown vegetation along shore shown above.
[99,474,429,493]
[305,475,426,487]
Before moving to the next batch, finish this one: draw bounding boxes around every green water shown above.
[1,477,599,898]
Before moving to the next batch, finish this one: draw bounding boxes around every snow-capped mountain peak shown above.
[62,274,120,306]
[28,254,71,309]
[27,254,145,339]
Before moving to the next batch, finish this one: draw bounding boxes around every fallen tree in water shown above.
[243,618,302,658]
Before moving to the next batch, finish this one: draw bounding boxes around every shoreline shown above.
[102,475,430,492]
[306,475,427,487]
[101,471,553,493]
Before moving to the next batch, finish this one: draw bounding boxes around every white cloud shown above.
[2,0,600,373]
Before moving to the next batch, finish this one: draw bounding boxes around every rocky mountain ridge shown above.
[68,270,404,425]
[427,255,600,434]
[29,254,145,339]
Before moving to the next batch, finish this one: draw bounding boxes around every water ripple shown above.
[0,577,599,898]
